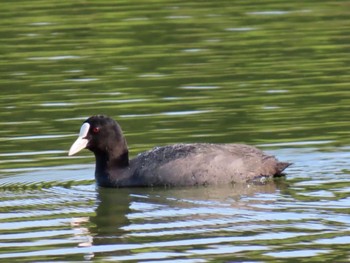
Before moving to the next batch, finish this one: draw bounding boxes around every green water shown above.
[0,0,349,262]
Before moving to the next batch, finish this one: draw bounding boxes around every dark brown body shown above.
[98,143,290,187]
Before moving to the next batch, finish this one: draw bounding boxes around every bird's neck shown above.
[94,148,130,187]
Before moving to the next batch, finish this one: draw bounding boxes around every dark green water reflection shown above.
[0,0,349,262]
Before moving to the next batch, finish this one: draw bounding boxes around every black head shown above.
[68,115,128,157]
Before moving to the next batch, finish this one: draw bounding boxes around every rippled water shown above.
[0,0,350,262]
[1,151,350,262]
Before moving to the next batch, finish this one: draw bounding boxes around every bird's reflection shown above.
[88,188,133,244]
[87,179,288,246]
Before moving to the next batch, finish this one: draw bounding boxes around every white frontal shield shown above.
[68,123,90,156]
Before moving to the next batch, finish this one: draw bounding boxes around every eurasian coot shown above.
[68,115,291,187]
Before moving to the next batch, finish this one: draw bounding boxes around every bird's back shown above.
[127,143,290,187]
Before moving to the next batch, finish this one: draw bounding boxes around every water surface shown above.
[0,0,349,262]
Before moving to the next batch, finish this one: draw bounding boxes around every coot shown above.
[68,115,291,187]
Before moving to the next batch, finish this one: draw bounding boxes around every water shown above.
[0,0,349,262]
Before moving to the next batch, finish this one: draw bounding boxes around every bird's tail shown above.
[276,162,292,175]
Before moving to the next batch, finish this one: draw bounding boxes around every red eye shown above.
[92,127,100,134]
